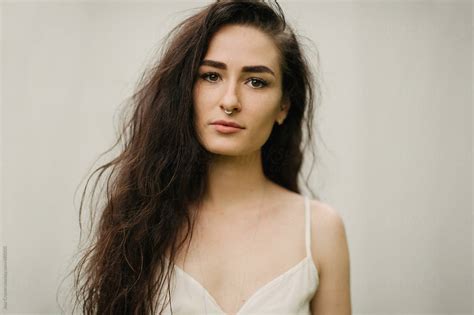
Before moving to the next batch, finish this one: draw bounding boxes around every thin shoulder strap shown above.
[304,195,312,258]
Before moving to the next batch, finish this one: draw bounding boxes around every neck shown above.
[200,150,269,217]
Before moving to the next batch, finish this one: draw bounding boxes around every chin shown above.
[205,146,244,157]
[205,143,262,159]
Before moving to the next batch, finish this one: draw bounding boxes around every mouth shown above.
[210,120,244,129]
[210,124,243,134]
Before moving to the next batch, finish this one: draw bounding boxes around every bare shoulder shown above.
[307,199,349,276]
[307,198,352,314]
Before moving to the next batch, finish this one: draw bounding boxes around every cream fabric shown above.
[160,196,319,314]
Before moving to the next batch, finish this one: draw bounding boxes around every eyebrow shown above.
[200,59,276,77]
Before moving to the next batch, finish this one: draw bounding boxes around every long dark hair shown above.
[62,0,321,314]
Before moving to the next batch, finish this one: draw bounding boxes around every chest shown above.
[170,198,309,314]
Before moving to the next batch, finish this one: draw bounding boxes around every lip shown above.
[211,124,243,134]
[210,120,244,129]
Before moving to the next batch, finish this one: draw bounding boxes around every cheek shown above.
[192,86,206,120]
[245,104,279,138]
[246,94,281,122]
[193,84,212,107]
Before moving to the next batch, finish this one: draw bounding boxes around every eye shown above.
[247,78,268,89]
[199,72,268,89]
[200,72,220,83]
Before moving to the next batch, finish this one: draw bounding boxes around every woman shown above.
[69,1,351,314]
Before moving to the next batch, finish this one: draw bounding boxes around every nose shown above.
[220,80,241,114]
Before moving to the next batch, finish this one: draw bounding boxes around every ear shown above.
[276,97,290,125]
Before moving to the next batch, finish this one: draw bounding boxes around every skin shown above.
[193,24,289,216]
[191,24,351,314]
[309,201,352,314]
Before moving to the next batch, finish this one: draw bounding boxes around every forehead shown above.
[203,24,281,75]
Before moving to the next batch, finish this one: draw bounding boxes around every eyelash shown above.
[199,72,269,89]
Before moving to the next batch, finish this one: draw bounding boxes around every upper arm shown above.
[309,200,352,315]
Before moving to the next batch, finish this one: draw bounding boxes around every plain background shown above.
[1,0,472,314]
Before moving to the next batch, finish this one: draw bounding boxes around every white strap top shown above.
[159,195,319,314]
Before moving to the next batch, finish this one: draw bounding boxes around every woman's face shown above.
[192,24,289,157]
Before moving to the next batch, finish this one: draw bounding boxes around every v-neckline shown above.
[166,255,312,314]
